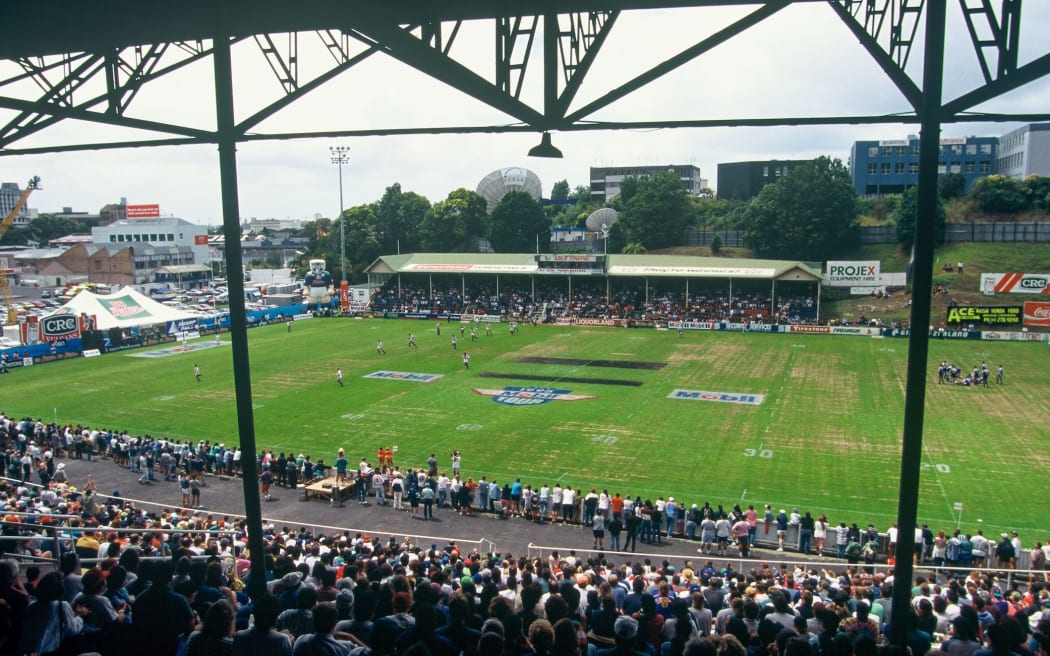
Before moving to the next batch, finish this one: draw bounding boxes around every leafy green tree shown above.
[969,174,1027,213]
[1021,175,1050,212]
[622,242,647,254]
[340,205,383,281]
[742,156,859,260]
[856,195,899,222]
[550,180,571,202]
[693,197,746,230]
[894,185,946,246]
[617,171,691,250]
[709,232,723,254]
[418,188,489,252]
[606,221,627,253]
[297,218,333,255]
[487,191,550,252]
[375,183,431,254]
[938,172,967,200]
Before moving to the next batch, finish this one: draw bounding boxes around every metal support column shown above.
[213,29,267,600]
[890,0,946,647]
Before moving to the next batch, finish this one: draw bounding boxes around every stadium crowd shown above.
[368,282,820,325]
[4,411,1050,656]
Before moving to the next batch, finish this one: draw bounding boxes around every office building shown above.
[997,123,1050,179]
[849,135,997,196]
[716,160,810,200]
[589,164,707,203]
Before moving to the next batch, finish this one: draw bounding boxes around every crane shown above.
[0,175,41,324]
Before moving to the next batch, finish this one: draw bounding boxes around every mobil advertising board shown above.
[825,260,880,286]
[980,273,1050,294]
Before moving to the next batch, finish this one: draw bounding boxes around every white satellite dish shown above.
[585,207,618,233]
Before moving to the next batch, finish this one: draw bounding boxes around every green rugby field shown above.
[3,318,1048,537]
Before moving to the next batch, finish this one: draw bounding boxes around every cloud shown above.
[1,4,1048,222]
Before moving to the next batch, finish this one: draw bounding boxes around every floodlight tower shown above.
[329,146,349,282]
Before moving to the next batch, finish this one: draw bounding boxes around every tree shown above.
[606,220,627,254]
[969,174,1027,213]
[550,180,571,202]
[487,191,550,253]
[622,242,647,254]
[418,188,488,252]
[894,185,946,246]
[709,232,723,254]
[339,205,384,281]
[1021,175,1050,212]
[742,156,859,261]
[617,171,692,250]
[374,183,431,254]
[938,172,967,200]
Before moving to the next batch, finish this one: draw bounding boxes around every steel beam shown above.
[890,0,945,646]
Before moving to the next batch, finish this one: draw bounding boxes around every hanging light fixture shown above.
[527,132,563,158]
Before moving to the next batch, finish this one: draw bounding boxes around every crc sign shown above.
[981,273,1050,295]
[825,260,880,286]
[41,315,81,341]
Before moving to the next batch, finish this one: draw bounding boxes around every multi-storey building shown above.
[849,135,997,196]
[589,164,707,203]
[716,160,810,199]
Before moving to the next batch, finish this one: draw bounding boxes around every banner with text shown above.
[945,306,1022,326]
[980,273,1050,295]
[1023,301,1050,327]
[825,260,880,286]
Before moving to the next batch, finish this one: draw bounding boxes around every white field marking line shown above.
[741,487,748,500]
[923,444,957,522]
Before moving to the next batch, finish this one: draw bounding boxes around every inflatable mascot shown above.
[304,258,333,307]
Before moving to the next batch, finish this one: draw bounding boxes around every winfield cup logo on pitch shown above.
[473,386,597,406]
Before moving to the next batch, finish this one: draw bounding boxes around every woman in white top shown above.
[814,515,828,556]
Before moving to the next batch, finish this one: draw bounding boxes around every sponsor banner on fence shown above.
[166,318,200,336]
[718,322,778,332]
[667,389,765,405]
[1023,301,1050,327]
[575,318,623,327]
[829,326,880,336]
[825,260,880,286]
[668,321,715,331]
[930,328,980,339]
[554,317,625,327]
[364,371,443,383]
[788,324,830,334]
[473,386,596,405]
[980,273,1050,294]
[945,306,1022,326]
[40,314,81,342]
[981,331,1048,342]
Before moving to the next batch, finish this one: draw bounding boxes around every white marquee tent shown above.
[45,286,198,331]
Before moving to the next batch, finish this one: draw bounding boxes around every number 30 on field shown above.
[743,448,773,458]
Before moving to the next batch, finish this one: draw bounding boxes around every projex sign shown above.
[825,260,880,286]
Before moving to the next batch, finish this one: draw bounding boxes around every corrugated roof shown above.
[367,253,820,282]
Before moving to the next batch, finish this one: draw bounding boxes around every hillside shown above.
[653,242,1047,328]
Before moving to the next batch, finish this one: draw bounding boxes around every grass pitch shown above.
[5,317,1048,537]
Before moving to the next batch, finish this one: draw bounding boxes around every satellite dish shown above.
[585,207,618,233]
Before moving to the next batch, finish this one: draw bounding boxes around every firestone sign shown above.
[825,261,881,286]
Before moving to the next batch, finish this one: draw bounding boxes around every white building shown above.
[91,217,209,264]
[997,123,1050,179]
[0,181,39,226]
